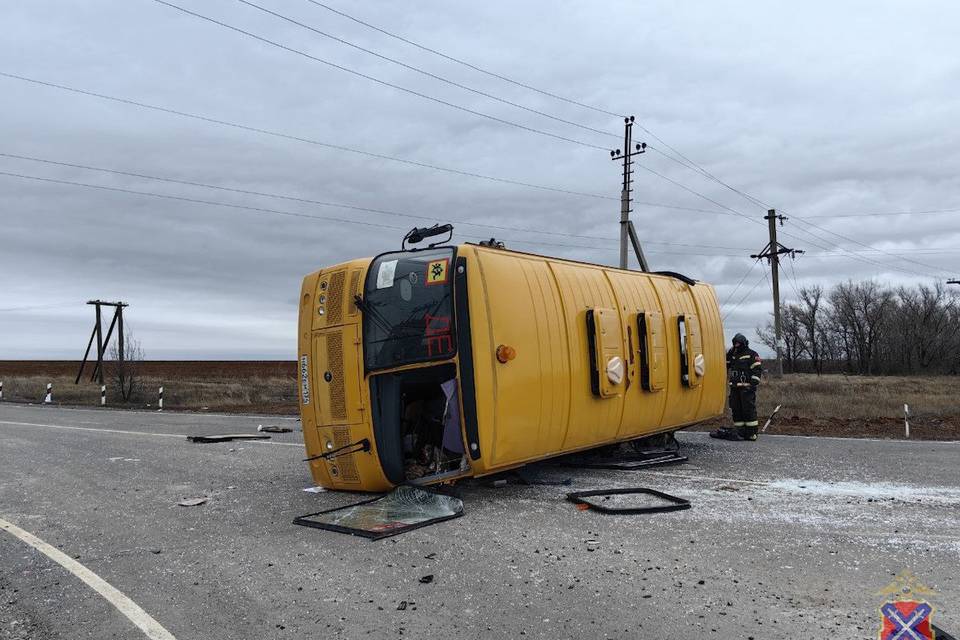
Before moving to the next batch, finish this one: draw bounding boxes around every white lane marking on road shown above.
[678,430,960,445]
[0,420,302,446]
[0,517,177,640]
[638,470,771,486]
[0,403,300,421]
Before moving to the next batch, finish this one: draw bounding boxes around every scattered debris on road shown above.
[293,485,463,540]
[177,497,208,507]
[257,424,292,433]
[567,488,691,515]
[187,434,271,443]
[302,486,327,493]
[419,575,434,584]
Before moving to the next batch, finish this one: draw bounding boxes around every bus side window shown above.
[638,311,665,391]
[677,314,703,388]
[677,315,690,387]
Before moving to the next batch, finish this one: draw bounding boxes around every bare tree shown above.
[828,280,894,375]
[744,280,957,376]
[755,305,805,373]
[106,332,144,402]
[796,285,826,374]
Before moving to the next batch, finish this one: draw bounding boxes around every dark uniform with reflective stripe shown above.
[711,333,763,441]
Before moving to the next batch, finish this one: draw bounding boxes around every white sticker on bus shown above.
[376,259,398,289]
[300,355,310,405]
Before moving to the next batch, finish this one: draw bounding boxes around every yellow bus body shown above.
[298,243,725,492]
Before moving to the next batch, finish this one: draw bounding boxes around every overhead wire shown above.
[804,207,960,218]
[0,71,618,201]
[718,258,760,309]
[636,152,949,279]
[0,301,81,313]
[301,0,624,118]
[235,0,618,140]
[287,0,956,279]
[0,170,750,257]
[0,151,750,252]
[152,0,609,151]
[721,269,768,323]
[784,256,804,302]
[4,73,946,279]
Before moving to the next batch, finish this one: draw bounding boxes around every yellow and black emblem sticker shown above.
[425,258,450,286]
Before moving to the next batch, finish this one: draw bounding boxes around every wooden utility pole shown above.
[610,116,649,271]
[750,210,803,377]
[76,300,128,385]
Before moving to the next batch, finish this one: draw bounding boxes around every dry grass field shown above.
[0,361,296,415]
[696,373,960,440]
[1,362,957,439]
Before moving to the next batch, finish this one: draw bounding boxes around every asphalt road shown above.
[1,403,958,639]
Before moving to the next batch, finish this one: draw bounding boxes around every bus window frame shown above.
[637,312,651,391]
[361,246,459,375]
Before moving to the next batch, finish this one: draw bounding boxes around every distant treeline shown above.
[755,281,959,375]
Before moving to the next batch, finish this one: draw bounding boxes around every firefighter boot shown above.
[709,427,743,441]
[739,425,758,441]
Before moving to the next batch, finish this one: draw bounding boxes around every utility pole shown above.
[76,300,128,385]
[610,116,648,271]
[750,210,803,377]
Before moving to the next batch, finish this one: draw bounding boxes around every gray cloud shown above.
[1,0,958,358]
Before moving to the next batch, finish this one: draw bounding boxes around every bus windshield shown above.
[362,248,456,371]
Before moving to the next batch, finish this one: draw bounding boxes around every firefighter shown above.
[710,333,763,441]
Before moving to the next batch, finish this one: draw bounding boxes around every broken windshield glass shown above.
[363,248,456,371]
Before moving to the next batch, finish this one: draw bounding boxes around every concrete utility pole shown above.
[750,210,803,377]
[610,116,648,271]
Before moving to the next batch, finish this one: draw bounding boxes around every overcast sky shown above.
[1,0,958,359]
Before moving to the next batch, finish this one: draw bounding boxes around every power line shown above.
[0,71,617,200]
[785,256,804,302]
[640,136,953,278]
[0,72,750,223]
[294,0,956,277]
[646,145,768,209]
[719,258,760,309]
[721,269,768,322]
[235,0,617,140]
[0,151,750,252]
[6,71,944,280]
[803,207,960,218]
[301,0,777,222]
[807,249,960,256]
[0,169,750,257]
[0,301,80,313]
[636,152,947,278]
[152,0,608,151]
[301,0,624,119]
[787,213,953,277]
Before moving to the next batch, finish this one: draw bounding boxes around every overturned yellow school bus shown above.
[298,232,725,492]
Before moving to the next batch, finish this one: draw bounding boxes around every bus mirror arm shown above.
[403,224,454,250]
[303,438,371,463]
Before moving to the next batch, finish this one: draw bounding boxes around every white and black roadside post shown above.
[0,380,4,402]
[904,404,910,439]
[158,386,164,412]
[101,385,106,407]
[44,382,53,404]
